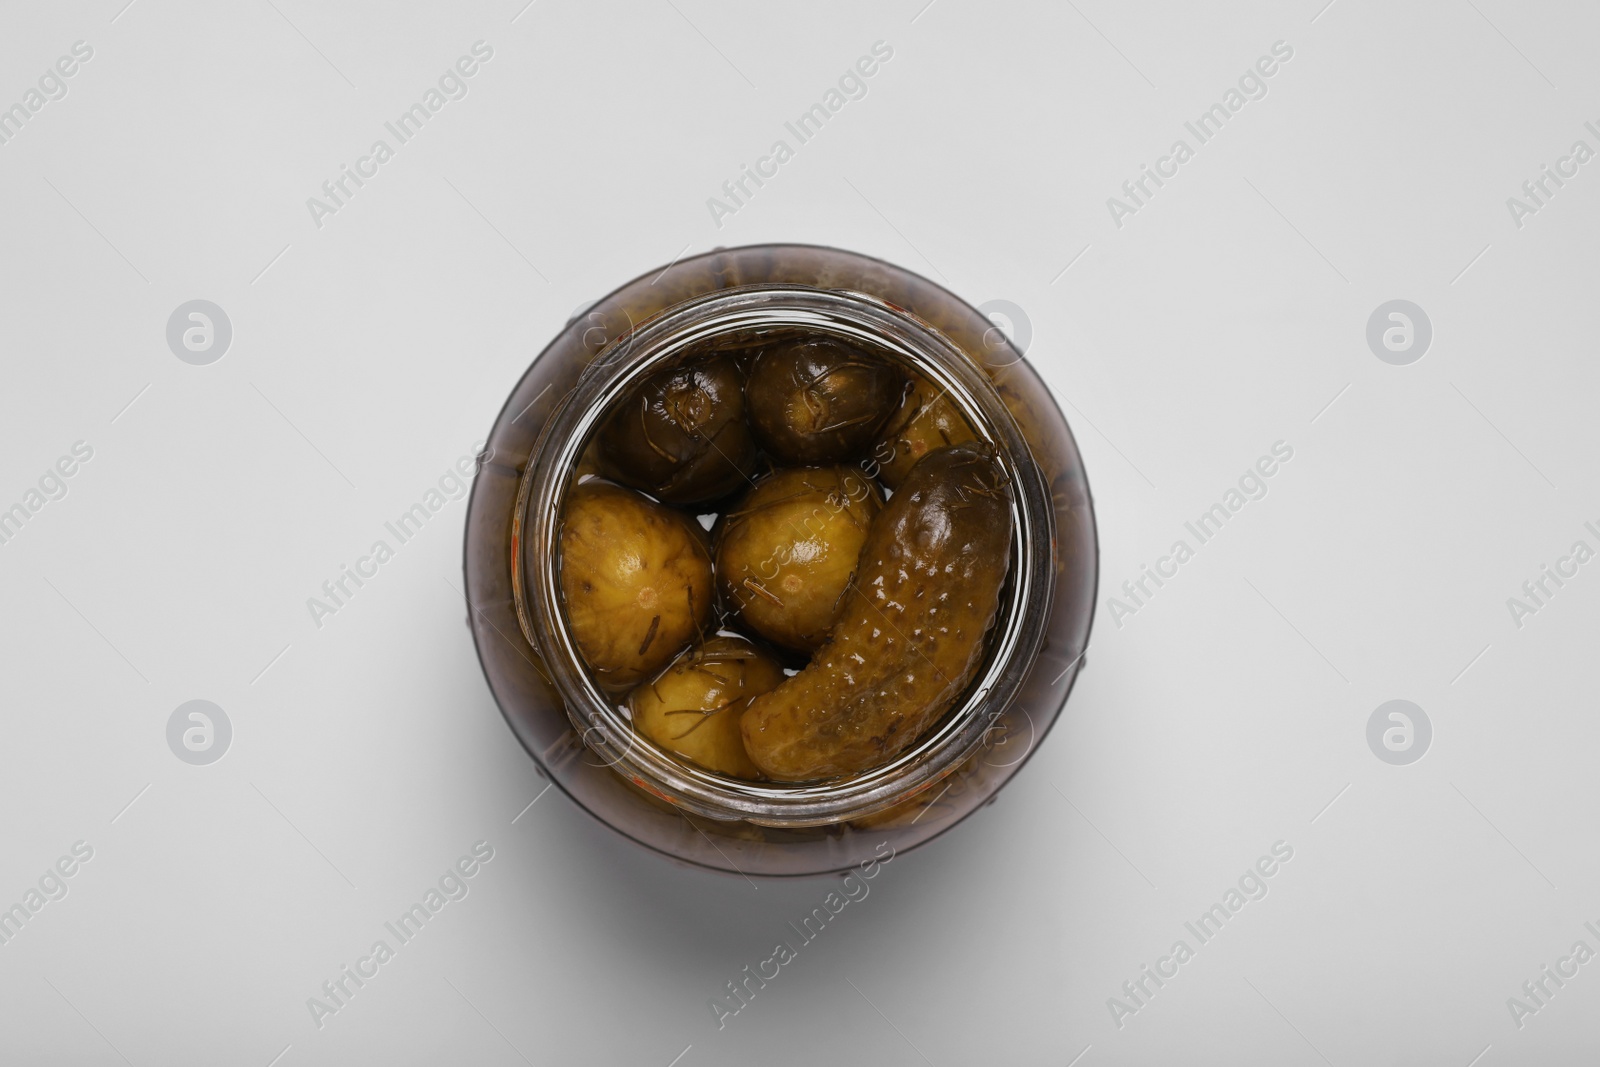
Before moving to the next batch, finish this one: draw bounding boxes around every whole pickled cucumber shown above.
[741,443,1013,780]
[559,482,713,690]
[630,635,784,779]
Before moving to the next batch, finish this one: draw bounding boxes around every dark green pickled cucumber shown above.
[741,443,1013,779]
[596,355,758,505]
[745,338,902,465]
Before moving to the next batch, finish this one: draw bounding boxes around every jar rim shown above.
[513,283,1057,827]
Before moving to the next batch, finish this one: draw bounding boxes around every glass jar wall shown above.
[464,245,1097,876]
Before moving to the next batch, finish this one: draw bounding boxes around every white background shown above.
[1,1,1597,1064]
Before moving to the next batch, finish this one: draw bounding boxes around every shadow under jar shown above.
[464,245,1097,877]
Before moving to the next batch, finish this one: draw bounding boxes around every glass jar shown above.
[464,244,1096,876]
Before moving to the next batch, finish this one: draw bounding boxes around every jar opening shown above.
[513,284,1056,827]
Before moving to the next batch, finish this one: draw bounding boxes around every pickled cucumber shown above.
[629,636,784,778]
[745,338,902,465]
[596,355,758,505]
[559,482,713,689]
[715,466,881,651]
[873,371,977,488]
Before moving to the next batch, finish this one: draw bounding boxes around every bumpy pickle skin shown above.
[715,466,882,652]
[745,338,903,465]
[559,482,713,690]
[741,443,1013,780]
[629,636,785,779]
[873,371,977,489]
